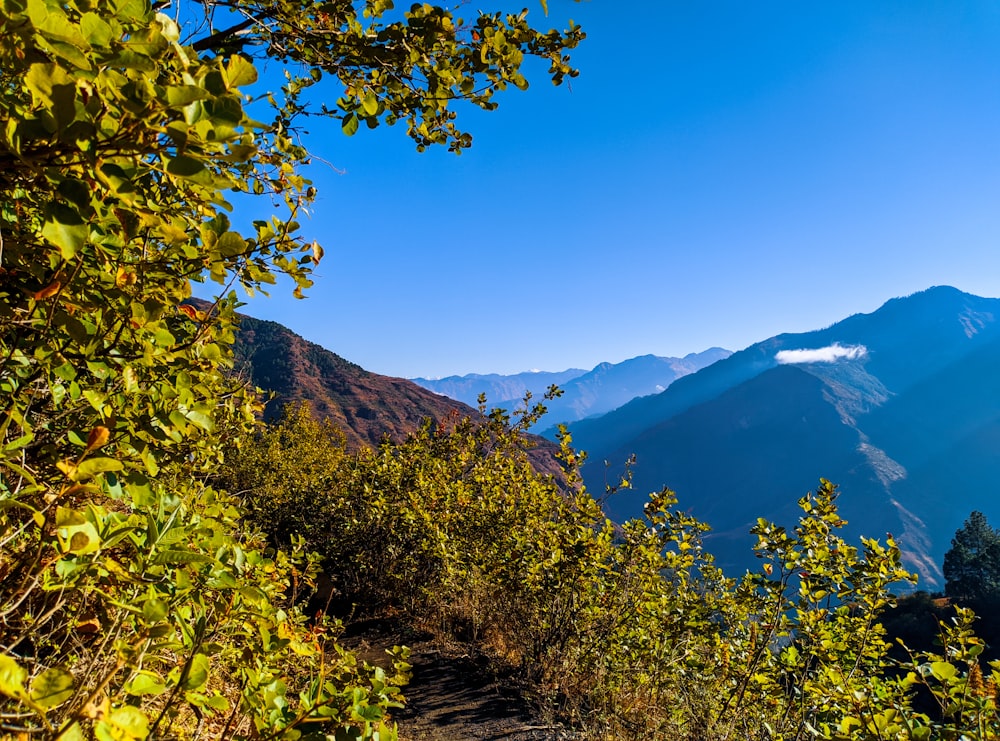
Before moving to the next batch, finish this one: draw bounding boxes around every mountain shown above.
[570,287,1000,585]
[542,348,731,423]
[231,314,480,450]
[412,369,588,408]
[228,313,566,478]
[413,348,731,425]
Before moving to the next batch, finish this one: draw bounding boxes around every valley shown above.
[248,286,1000,588]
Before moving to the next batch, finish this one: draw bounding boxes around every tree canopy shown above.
[944,510,1000,605]
[178,0,585,152]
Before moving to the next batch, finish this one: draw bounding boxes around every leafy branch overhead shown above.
[182,0,585,151]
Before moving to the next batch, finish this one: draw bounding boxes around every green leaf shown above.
[98,706,149,739]
[125,671,166,696]
[55,721,85,741]
[203,693,229,711]
[362,92,379,116]
[116,50,157,71]
[29,667,74,709]
[152,550,213,565]
[55,506,102,554]
[42,203,88,259]
[354,703,384,722]
[81,12,113,46]
[215,231,247,257]
[114,0,148,23]
[930,661,958,681]
[342,112,359,136]
[225,55,257,88]
[77,457,124,477]
[182,653,209,690]
[165,85,209,107]
[142,597,168,622]
[25,61,78,115]
[166,155,206,178]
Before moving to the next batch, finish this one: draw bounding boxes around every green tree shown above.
[944,511,1000,605]
[0,0,580,736]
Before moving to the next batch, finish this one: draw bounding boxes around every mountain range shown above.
[413,349,731,424]
[566,286,1000,585]
[227,285,1000,588]
[411,368,588,407]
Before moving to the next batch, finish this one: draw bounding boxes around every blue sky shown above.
[225,0,1000,378]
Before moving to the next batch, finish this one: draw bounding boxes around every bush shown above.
[0,0,406,735]
[231,395,1000,740]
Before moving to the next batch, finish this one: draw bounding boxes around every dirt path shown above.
[341,619,574,741]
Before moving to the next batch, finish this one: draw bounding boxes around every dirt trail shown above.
[342,619,573,741]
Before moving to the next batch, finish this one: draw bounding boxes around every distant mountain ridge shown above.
[411,368,588,407]
[232,314,478,450]
[545,348,731,423]
[413,348,732,424]
[569,286,1000,585]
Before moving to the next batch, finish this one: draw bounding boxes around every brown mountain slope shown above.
[230,314,479,450]
[227,312,566,478]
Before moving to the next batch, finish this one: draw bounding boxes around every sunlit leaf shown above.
[29,667,74,709]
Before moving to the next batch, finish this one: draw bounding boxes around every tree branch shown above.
[191,17,256,52]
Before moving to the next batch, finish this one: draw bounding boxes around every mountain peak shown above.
[567,286,1000,584]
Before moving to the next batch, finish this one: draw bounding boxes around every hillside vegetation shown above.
[220,397,1000,740]
[3,0,1000,738]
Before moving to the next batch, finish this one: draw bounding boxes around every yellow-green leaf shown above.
[165,155,205,178]
[225,55,257,88]
[29,667,74,709]
[342,112,359,136]
[41,203,87,259]
[182,653,209,690]
[0,655,28,701]
[77,457,124,477]
[362,92,379,116]
[98,706,149,739]
[124,671,166,696]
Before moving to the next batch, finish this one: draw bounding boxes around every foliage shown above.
[230,397,1000,740]
[7,0,999,735]
[944,511,1000,606]
[182,0,586,153]
[880,592,954,665]
[0,0,578,734]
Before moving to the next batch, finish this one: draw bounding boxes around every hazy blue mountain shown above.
[571,287,1000,584]
[542,349,732,423]
[411,368,587,408]
[414,348,731,424]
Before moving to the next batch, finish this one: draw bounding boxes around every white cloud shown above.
[775,343,868,365]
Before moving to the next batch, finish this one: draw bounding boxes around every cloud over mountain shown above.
[776,343,868,364]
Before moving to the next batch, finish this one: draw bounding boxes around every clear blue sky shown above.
[226,0,1000,378]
